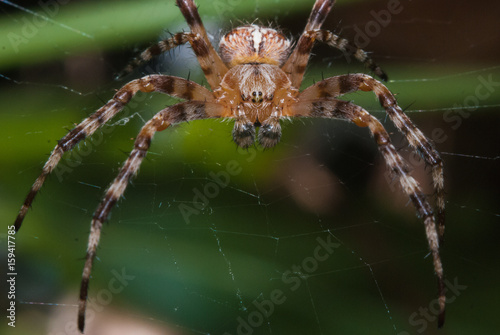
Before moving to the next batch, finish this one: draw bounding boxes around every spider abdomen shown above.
[219,25,291,67]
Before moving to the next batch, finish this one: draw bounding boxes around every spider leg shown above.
[283,29,388,87]
[305,0,336,32]
[117,33,194,78]
[14,75,214,232]
[119,30,227,91]
[287,98,445,327]
[78,101,224,332]
[315,30,388,81]
[282,0,335,86]
[282,0,386,87]
[120,0,228,87]
[176,0,228,88]
[300,74,445,242]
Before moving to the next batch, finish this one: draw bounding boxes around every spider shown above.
[14,0,446,332]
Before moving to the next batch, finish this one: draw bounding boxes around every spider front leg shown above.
[283,28,388,87]
[176,0,228,88]
[300,74,445,242]
[118,32,197,78]
[119,31,228,90]
[78,101,224,332]
[119,0,228,87]
[288,98,445,327]
[315,30,388,81]
[282,0,386,87]
[14,75,213,232]
[282,0,334,86]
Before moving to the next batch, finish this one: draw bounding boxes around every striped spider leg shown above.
[287,74,446,327]
[13,0,446,332]
[14,74,225,332]
[299,74,446,243]
[282,0,388,87]
[284,1,445,324]
[14,0,229,232]
[13,0,230,331]
[119,0,228,88]
[14,75,214,232]
[78,100,224,331]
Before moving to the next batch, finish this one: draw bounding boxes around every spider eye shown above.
[250,91,264,103]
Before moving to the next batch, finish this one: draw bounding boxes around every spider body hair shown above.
[215,63,298,148]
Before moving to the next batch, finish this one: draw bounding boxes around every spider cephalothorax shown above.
[217,63,298,148]
[14,0,446,332]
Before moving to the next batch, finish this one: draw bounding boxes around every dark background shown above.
[1,0,499,334]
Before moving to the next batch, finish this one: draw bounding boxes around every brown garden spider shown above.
[14,0,446,332]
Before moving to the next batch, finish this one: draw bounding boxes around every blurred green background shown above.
[1,0,499,334]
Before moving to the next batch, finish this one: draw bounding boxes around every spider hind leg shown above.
[13,75,214,232]
[77,101,223,332]
[289,96,446,328]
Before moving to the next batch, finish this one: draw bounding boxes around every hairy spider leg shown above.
[283,0,387,88]
[315,30,388,81]
[301,74,445,243]
[118,33,191,76]
[14,75,213,232]
[305,0,336,32]
[120,0,230,88]
[78,101,224,332]
[176,0,228,87]
[282,0,335,87]
[120,28,228,91]
[292,77,446,327]
[13,0,447,331]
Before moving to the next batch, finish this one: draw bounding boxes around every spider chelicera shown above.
[14,0,446,331]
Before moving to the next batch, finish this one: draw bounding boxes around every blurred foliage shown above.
[1,0,499,335]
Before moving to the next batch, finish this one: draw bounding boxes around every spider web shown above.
[1,0,499,335]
